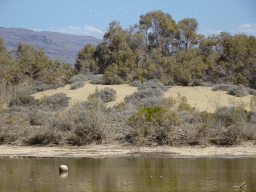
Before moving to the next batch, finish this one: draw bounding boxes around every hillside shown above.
[0,27,103,66]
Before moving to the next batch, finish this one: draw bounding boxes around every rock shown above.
[59,165,68,172]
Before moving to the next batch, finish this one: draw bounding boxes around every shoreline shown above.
[1,143,256,159]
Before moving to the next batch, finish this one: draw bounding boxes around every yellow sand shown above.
[31,81,254,113]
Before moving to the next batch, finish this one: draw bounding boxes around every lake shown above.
[0,157,255,191]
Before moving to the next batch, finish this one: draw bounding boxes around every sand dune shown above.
[31,81,254,113]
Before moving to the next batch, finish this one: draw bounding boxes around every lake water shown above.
[0,157,255,192]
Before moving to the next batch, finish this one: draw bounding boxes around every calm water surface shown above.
[0,157,255,192]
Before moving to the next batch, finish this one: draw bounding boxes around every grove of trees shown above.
[1,10,256,91]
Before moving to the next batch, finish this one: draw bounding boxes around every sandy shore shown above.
[0,143,256,159]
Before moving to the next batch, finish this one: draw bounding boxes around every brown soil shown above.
[0,142,256,159]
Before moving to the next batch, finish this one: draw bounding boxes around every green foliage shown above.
[63,68,78,84]
[75,43,97,73]
[139,10,177,55]
[174,18,202,52]
[104,63,124,84]
[17,42,55,81]
[233,73,245,85]
[174,48,208,85]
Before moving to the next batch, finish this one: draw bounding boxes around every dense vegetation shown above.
[0,10,256,147]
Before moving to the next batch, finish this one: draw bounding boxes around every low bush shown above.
[212,83,237,91]
[71,109,106,145]
[250,93,256,111]
[46,93,71,110]
[91,74,105,84]
[104,74,124,85]
[215,106,250,127]
[161,97,176,110]
[227,84,249,97]
[189,79,203,86]
[129,80,142,87]
[176,93,194,112]
[124,88,164,107]
[34,84,53,92]
[127,106,180,145]
[95,87,116,103]
[69,74,88,84]
[70,81,85,90]
[177,110,194,123]
[202,81,215,87]
[53,82,65,89]
[81,90,107,111]
[138,79,169,92]
[25,129,56,145]
[135,96,163,108]
[8,92,39,107]
[246,87,256,95]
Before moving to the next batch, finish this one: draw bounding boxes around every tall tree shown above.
[75,43,97,74]
[173,18,202,53]
[139,10,177,56]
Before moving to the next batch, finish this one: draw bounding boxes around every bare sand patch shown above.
[0,143,256,158]
[31,82,254,112]
[164,86,253,112]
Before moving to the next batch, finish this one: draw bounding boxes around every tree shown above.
[16,42,56,83]
[173,18,203,53]
[139,10,177,56]
[75,43,97,73]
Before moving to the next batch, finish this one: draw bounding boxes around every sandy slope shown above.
[31,80,254,112]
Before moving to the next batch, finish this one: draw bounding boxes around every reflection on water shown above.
[0,157,255,192]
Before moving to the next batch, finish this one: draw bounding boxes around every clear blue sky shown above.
[1,0,255,39]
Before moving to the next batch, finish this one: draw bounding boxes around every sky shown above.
[0,0,256,40]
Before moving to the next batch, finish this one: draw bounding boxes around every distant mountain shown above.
[0,27,103,67]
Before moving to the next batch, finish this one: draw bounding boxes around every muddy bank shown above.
[0,142,256,159]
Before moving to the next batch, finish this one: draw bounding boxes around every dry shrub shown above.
[70,81,85,90]
[46,93,71,110]
[53,82,65,89]
[215,106,249,127]
[202,81,215,87]
[138,79,169,92]
[34,84,53,92]
[124,88,164,108]
[8,92,39,107]
[212,83,237,91]
[227,84,249,97]
[69,74,88,84]
[189,79,203,86]
[129,80,142,87]
[69,108,106,145]
[95,87,116,103]
[91,74,105,84]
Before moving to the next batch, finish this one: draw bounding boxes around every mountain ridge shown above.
[0,27,103,66]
